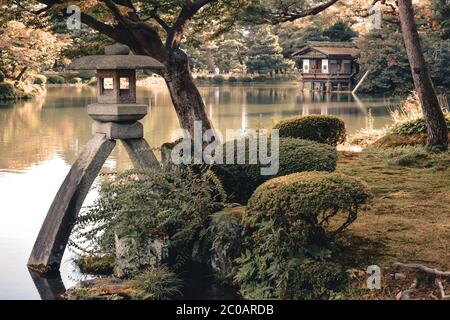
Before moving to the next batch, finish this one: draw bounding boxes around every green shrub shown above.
[129,266,183,300]
[242,76,253,83]
[0,83,16,99]
[208,206,245,283]
[253,75,269,82]
[32,74,47,85]
[75,255,115,275]
[387,151,430,167]
[70,77,82,84]
[284,74,298,81]
[274,115,347,146]
[46,75,65,84]
[0,71,5,82]
[234,172,371,299]
[73,168,225,274]
[391,114,450,136]
[228,76,237,83]
[212,137,337,204]
[245,171,371,245]
[195,75,207,83]
[78,70,96,80]
[279,261,347,300]
[212,75,224,84]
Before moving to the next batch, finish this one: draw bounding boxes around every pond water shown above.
[0,84,397,300]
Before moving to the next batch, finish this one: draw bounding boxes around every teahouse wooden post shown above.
[28,44,164,274]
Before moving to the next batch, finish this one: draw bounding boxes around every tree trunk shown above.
[15,66,28,81]
[164,49,214,136]
[398,0,448,150]
[126,27,213,138]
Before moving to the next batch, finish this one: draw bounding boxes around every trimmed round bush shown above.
[212,137,337,204]
[47,75,65,84]
[391,115,450,136]
[274,115,346,146]
[0,83,16,99]
[212,75,224,84]
[0,71,5,82]
[245,171,371,239]
[242,76,252,83]
[78,70,96,80]
[32,74,47,85]
[195,75,207,83]
[228,76,237,83]
[253,75,269,82]
[234,172,370,299]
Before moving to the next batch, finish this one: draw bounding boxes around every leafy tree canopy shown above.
[431,0,450,40]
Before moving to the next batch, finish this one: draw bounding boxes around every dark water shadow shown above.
[179,263,242,300]
[28,269,66,300]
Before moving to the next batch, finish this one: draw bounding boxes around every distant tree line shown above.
[185,20,358,76]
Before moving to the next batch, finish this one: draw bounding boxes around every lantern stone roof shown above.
[68,44,165,70]
[292,41,359,59]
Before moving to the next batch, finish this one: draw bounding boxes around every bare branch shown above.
[148,0,171,33]
[101,0,132,25]
[436,279,450,300]
[393,263,450,278]
[80,12,129,45]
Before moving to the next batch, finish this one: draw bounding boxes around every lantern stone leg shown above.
[28,134,116,273]
[122,138,159,170]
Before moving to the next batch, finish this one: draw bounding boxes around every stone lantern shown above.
[28,44,165,274]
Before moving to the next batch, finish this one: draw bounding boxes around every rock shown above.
[114,233,168,278]
[395,273,407,280]
[209,206,245,283]
[66,278,134,300]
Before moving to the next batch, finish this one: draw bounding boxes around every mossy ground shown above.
[335,144,450,299]
[74,255,115,276]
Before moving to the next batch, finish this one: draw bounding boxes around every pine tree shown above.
[212,32,246,74]
[245,26,294,76]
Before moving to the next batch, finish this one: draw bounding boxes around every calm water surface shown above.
[0,84,396,299]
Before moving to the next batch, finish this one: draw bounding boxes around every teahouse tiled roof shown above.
[293,41,359,58]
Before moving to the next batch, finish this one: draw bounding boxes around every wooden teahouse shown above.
[293,41,360,92]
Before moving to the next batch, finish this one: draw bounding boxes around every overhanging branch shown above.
[167,0,216,49]
[269,0,340,24]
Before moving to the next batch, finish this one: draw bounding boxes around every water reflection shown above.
[0,84,396,299]
[28,270,66,300]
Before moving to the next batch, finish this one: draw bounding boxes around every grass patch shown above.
[335,147,450,299]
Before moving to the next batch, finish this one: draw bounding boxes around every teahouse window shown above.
[102,78,114,90]
[120,78,130,90]
[343,60,351,74]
